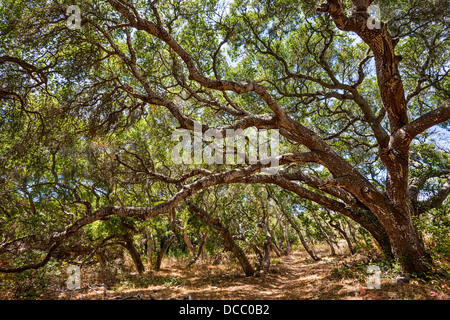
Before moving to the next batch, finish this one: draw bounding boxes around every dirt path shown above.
[175,251,357,300]
[45,249,441,300]
[45,250,366,300]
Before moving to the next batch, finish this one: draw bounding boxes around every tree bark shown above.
[269,232,282,257]
[169,208,197,256]
[339,219,356,255]
[234,175,394,260]
[186,231,209,268]
[284,211,321,261]
[346,219,359,246]
[119,235,145,274]
[326,212,356,255]
[270,201,291,255]
[376,209,432,275]
[154,233,175,271]
[187,200,255,276]
[261,235,271,273]
[270,195,321,261]
[282,216,291,255]
[316,0,435,276]
[312,212,336,255]
[251,244,264,270]
[260,207,272,272]
[146,230,153,259]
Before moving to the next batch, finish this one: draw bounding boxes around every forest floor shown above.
[42,247,450,300]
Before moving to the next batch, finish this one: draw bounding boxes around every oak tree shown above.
[0,0,449,276]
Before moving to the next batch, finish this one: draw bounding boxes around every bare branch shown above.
[398,104,450,143]
[417,175,450,214]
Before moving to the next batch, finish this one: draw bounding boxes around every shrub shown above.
[0,268,50,299]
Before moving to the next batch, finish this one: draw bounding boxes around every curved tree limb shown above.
[0,153,316,273]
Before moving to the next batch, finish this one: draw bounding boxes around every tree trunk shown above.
[269,236,282,257]
[154,233,175,271]
[327,225,340,250]
[251,239,271,273]
[182,230,196,256]
[312,212,336,255]
[316,0,438,276]
[252,244,264,270]
[352,187,432,274]
[146,230,153,259]
[339,219,356,255]
[294,224,321,262]
[282,216,292,255]
[270,201,291,255]
[326,211,356,255]
[346,219,359,246]
[187,201,255,276]
[169,208,196,256]
[223,233,255,277]
[261,235,271,273]
[376,209,432,275]
[118,235,145,274]
[260,209,272,273]
[280,207,321,261]
[186,231,209,268]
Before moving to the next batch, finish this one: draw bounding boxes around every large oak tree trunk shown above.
[316,0,437,275]
[376,208,432,275]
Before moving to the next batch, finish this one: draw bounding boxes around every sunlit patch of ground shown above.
[40,246,449,300]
